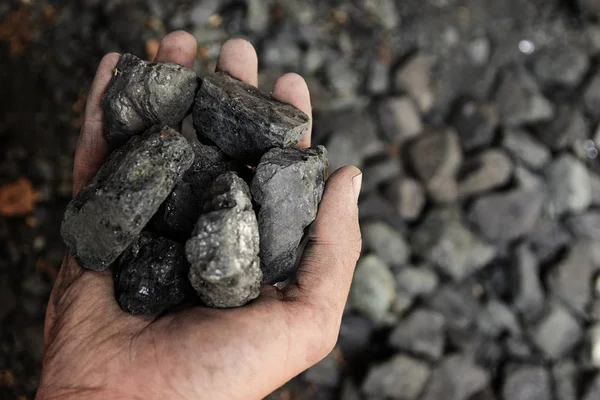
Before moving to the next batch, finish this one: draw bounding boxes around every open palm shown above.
[37,32,362,400]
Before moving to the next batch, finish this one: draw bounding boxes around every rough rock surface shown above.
[186,172,261,308]
[548,241,598,316]
[451,101,499,151]
[502,365,552,400]
[362,221,410,269]
[252,146,327,283]
[362,354,431,400]
[502,129,551,170]
[531,303,582,359]
[457,150,513,198]
[511,244,545,322]
[114,233,191,315]
[468,189,544,243]
[385,178,426,221]
[409,128,463,203]
[420,354,490,400]
[62,126,194,270]
[389,309,445,360]
[495,64,554,126]
[103,53,199,147]
[412,207,496,281]
[546,154,592,215]
[193,71,310,163]
[350,255,396,322]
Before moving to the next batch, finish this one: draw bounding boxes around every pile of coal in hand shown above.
[61,54,328,314]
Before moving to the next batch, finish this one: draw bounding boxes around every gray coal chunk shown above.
[193,71,310,163]
[186,172,261,308]
[115,233,192,315]
[252,146,328,284]
[62,126,194,271]
[103,53,199,147]
[153,140,242,237]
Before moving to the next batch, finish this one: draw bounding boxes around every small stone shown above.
[529,216,572,263]
[376,97,423,144]
[389,309,445,361]
[252,146,327,283]
[467,36,491,65]
[451,100,499,151]
[323,110,385,171]
[186,173,262,308]
[535,106,587,150]
[325,58,360,97]
[457,150,513,198]
[366,59,390,95]
[384,178,426,221]
[548,241,597,316]
[495,64,554,126]
[396,265,439,298]
[394,52,435,113]
[584,70,600,121]
[349,255,397,322]
[583,375,600,400]
[61,126,194,271]
[566,211,600,239]
[361,157,403,193]
[468,189,544,243]
[505,336,534,360]
[193,71,310,163]
[532,46,590,88]
[115,233,191,315]
[103,53,199,147]
[428,285,481,331]
[478,300,522,337]
[362,222,410,269]
[546,154,592,215]
[553,361,578,400]
[511,244,545,322]
[514,165,546,190]
[246,0,269,33]
[502,365,552,400]
[502,129,551,169]
[303,350,341,388]
[420,354,490,400]
[412,207,496,281]
[532,303,582,359]
[364,0,399,29]
[362,354,431,400]
[408,128,462,203]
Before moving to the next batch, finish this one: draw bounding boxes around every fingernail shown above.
[352,173,362,203]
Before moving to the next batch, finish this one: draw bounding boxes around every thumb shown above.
[285,165,362,314]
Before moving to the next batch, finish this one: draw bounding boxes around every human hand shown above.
[37,32,362,400]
